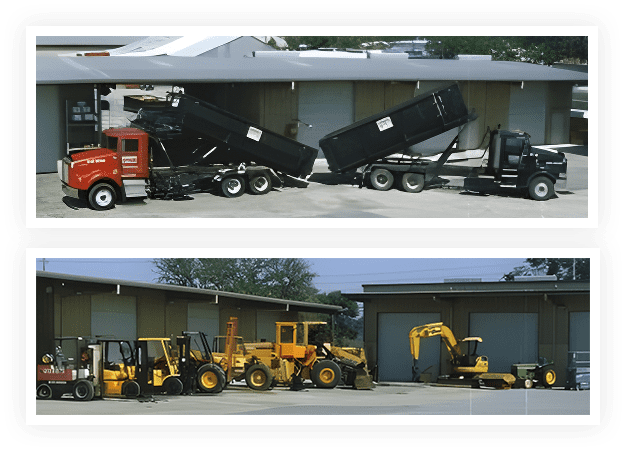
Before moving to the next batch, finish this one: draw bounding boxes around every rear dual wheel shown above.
[248,174,272,195]
[398,173,425,193]
[221,176,246,198]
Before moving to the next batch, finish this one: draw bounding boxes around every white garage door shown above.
[188,303,220,340]
[470,313,538,372]
[91,294,136,339]
[297,81,354,154]
[569,312,590,351]
[378,312,441,382]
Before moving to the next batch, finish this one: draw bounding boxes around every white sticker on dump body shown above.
[376,117,393,131]
[247,127,263,141]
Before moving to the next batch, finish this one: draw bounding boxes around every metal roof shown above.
[344,280,590,301]
[36,54,588,85]
[37,271,342,313]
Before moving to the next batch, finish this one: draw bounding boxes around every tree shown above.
[502,258,590,281]
[282,36,414,51]
[423,36,588,65]
[153,258,318,301]
[314,291,362,346]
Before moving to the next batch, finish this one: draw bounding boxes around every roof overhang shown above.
[37,271,342,314]
[36,55,588,85]
[344,280,590,302]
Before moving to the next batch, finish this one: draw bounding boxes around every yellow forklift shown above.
[36,337,151,400]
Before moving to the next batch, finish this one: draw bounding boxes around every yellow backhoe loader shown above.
[212,318,373,390]
[409,322,516,389]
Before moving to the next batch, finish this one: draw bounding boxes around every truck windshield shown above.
[105,135,119,151]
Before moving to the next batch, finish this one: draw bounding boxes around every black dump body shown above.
[319,84,475,173]
[131,93,318,179]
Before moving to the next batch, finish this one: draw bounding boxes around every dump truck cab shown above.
[58,128,150,210]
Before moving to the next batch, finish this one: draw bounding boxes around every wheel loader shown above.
[409,322,516,389]
[212,318,373,390]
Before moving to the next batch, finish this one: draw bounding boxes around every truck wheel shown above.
[197,363,226,393]
[164,376,183,395]
[399,172,425,193]
[311,360,342,389]
[370,169,394,191]
[221,176,246,198]
[248,174,272,195]
[36,383,53,400]
[88,183,117,210]
[528,176,554,201]
[72,380,94,401]
[245,363,273,391]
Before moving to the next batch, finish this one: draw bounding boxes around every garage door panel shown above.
[188,303,220,341]
[91,294,136,339]
[470,313,538,372]
[569,312,590,351]
[378,313,440,382]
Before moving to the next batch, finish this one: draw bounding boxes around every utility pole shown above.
[41,258,48,271]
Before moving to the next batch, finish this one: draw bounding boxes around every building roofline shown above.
[36,55,588,85]
[343,280,590,301]
[37,271,341,313]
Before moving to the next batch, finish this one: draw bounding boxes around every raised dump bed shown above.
[132,93,319,179]
[319,84,475,173]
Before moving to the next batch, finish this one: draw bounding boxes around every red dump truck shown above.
[58,93,318,210]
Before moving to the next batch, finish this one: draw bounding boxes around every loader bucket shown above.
[352,368,374,390]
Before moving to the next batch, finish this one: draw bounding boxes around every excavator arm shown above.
[409,322,463,361]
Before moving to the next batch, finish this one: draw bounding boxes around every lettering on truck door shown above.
[121,138,140,177]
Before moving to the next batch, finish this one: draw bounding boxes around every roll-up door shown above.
[256,310,282,343]
[91,294,136,339]
[188,303,220,341]
[569,312,590,351]
[469,313,538,372]
[377,312,440,382]
[297,81,354,154]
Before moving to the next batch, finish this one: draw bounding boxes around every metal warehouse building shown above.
[344,279,590,386]
[36,36,587,173]
[36,271,341,361]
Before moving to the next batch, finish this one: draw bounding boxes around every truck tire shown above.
[36,383,53,400]
[528,176,554,201]
[542,369,557,387]
[197,363,226,393]
[399,172,425,193]
[370,169,394,191]
[245,363,273,391]
[248,174,272,195]
[88,183,117,210]
[311,360,342,389]
[221,176,246,198]
[72,380,95,401]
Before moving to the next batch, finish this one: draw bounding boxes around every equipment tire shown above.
[248,174,272,195]
[524,379,533,389]
[399,172,425,193]
[245,363,273,391]
[197,363,226,393]
[121,380,141,398]
[221,176,246,198]
[528,176,554,201]
[164,376,184,395]
[36,383,53,400]
[88,183,117,210]
[311,360,342,389]
[370,168,394,191]
[542,369,557,387]
[72,380,94,401]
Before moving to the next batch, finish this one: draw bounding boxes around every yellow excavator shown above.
[409,322,516,389]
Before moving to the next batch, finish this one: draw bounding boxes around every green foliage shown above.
[283,36,414,51]
[314,291,362,346]
[503,258,590,281]
[423,36,588,65]
[153,258,318,301]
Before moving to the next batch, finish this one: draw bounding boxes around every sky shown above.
[35,257,528,294]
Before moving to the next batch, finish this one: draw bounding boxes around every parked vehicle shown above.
[319,84,567,201]
[58,92,318,210]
